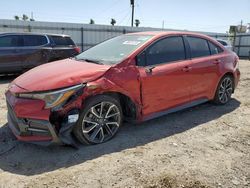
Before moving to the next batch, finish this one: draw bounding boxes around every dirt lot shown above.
[0,60,249,188]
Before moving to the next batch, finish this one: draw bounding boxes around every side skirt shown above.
[142,98,209,122]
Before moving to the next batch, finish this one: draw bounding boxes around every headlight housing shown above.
[18,84,85,109]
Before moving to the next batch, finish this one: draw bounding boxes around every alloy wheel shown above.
[218,77,233,104]
[81,101,121,144]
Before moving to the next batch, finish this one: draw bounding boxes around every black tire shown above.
[73,95,123,145]
[213,75,234,105]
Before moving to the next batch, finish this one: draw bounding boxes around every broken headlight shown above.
[18,84,85,109]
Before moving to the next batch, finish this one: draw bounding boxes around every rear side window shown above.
[0,35,23,47]
[50,36,75,46]
[23,35,48,46]
[187,37,210,58]
[208,41,223,55]
[146,36,186,65]
[217,40,227,46]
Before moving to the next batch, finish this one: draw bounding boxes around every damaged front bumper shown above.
[5,91,79,147]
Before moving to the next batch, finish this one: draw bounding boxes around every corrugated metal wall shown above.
[1,19,249,58]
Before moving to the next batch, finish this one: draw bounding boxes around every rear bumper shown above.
[6,91,61,145]
[234,68,240,89]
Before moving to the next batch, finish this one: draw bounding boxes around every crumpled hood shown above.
[13,58,111,92]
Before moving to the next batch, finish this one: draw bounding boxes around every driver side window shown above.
[146,36,186,66]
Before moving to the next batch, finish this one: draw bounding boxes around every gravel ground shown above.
[0,60,249,188]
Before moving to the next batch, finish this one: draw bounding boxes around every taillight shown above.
[234,56,239,69]
[74,47,80,53]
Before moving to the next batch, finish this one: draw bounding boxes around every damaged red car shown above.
[5,31,240,146]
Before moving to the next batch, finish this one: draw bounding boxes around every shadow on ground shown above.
[0,99,240,176]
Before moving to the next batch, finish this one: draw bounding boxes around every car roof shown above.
[126,31,213,39]
[0,32,70,37]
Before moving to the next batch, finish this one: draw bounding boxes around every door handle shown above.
[182,66,192,72]
[213,59,221,64]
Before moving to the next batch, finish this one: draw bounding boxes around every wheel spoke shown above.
[100,102,104,117]
[223,93,228,103]
[100,127,105,142]
[82,124,98,133]
[104,124,113,135]
[106,122,119,127]
[106,112,120,118]
[91,106,101,118]
[105,104,115,118]
[226,88,232,95]
[90,127,101,141]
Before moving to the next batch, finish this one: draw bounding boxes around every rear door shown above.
[185,36,222,101]
[22,34,51,69]
[137,36,192,117]
[0,34,24,73]
[49,35,78,61]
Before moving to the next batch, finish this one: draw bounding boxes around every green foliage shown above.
[111,18,116,26]
[135,19,140,27]
[14,15,19,20]
[89,19,95,24]
[22,14,29,21]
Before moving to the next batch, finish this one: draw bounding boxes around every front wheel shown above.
[213,75,234,105]
[73,95,123,145]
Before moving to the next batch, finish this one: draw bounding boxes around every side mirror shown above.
[136,51,146,66]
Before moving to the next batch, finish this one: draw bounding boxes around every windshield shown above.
[75,35,153,65]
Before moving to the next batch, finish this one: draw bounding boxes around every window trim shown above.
[136,35,188,67]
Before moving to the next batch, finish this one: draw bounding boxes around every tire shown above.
[73,95,123,145]
[213,75,234,105]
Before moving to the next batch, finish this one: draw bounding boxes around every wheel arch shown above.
[83,91,138,121]
[213,71,235,99]
[221,72,235,92]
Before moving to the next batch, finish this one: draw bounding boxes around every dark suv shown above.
[0,33,80,74]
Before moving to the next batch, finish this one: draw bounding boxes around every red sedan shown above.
[5,31,240,146]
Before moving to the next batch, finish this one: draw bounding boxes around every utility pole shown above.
[162,20,165,29]
[130,0,135,27]
[240,20,243,32]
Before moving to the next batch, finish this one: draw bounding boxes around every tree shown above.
[135,19,140,27]
[111,18,116,26]
[14,15,19,20]
[89,19,95,24]
[22,14,29,21]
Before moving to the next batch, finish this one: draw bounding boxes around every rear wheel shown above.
[213,75,234,105]
[73,95,123,145]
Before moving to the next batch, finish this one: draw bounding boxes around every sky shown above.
[0,0,249,33]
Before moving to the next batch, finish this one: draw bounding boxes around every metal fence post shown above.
[232,33,236,52]
[237,35,242,56]
[28,25,31,32]
[123,28,126,34]
[81,27,84,52]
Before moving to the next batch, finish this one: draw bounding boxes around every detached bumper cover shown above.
[7,100,60,145]
[6,92,60,145]
[6,90,79,147]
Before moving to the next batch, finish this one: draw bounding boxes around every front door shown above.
[137,36,191,118]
